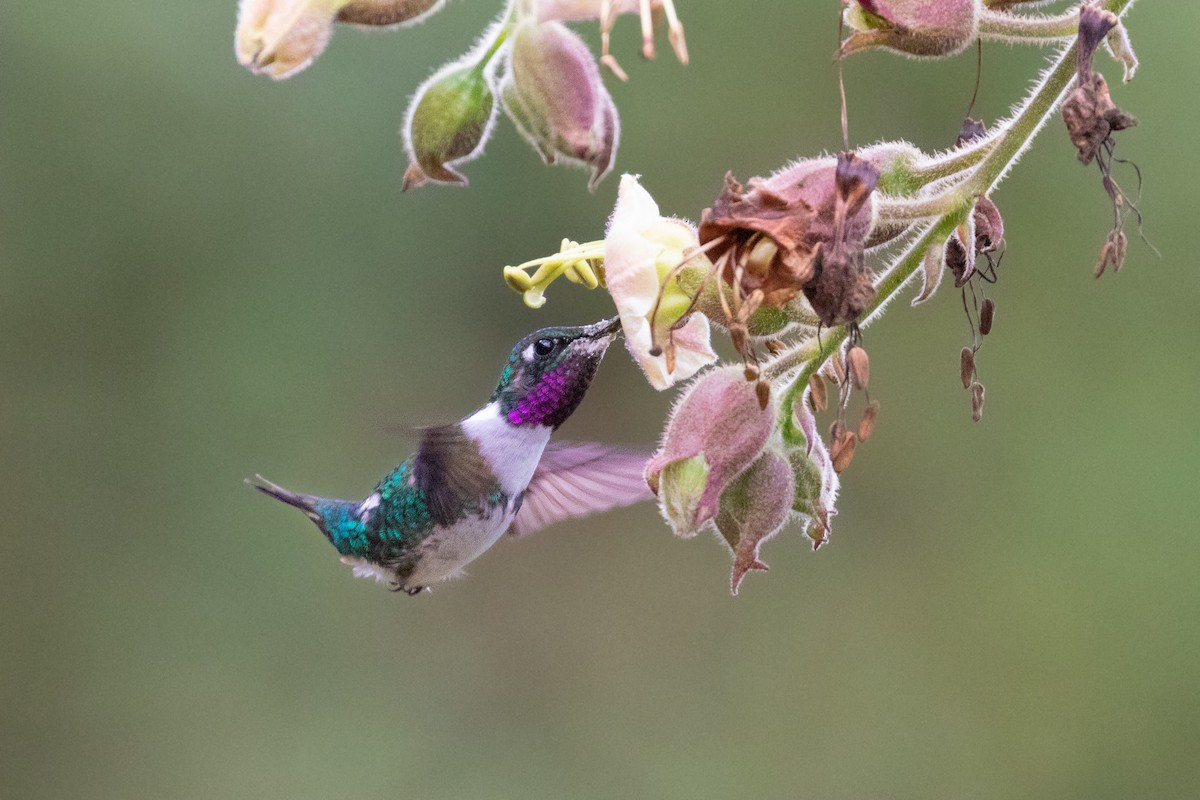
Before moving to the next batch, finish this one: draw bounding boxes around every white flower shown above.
[604,175,717,390]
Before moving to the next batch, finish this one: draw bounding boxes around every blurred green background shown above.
[3,2,1198,798]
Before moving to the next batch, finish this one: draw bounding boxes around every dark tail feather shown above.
[246,474,325,526]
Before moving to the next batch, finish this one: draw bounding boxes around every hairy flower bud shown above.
[647,367,774,536]
[841,0,980,59]
[790,403,840,550]
[715,450,795,594]
[502,20,620,189]
[402,59,497,188]
[236,0,443,79]
[605,175,717,389]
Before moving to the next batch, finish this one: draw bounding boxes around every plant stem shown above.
[773,0,1137,441]
[978,7,1079,43]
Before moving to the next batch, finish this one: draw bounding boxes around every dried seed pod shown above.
[847,346,870,391]
[765,339,786,355]
[945,236,970,287]
[960,347,975,390]
[823,353,846,385]
[979,298,995,336]
[755,380,771,410]
[807,373,828,413]
[1095,229,1128,278]
[858,401,879,442]
[831,431,858,474]
[744,364,760,382]
[970,382,986,422]
[973,196,1004,255]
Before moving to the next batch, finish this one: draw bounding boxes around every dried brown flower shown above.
[1062,5,1137,166]
[698,152,879,326]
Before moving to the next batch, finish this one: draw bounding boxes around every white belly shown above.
[401,506,515,588]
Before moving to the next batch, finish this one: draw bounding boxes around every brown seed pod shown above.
[979,298,995,336]
[744,364,760,382]
[823,352,846,385]
[847,346,870,391]
[808,373,828,413]
[858,401,879,441]
[960,347,975,390]
[755,380,771,410]
[971,382,986,422]
[831,431,858,474]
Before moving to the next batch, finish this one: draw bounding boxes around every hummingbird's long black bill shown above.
[586,316,622,338]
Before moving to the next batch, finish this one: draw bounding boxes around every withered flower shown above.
[1061,5,1137,166]
[698,152,880,327]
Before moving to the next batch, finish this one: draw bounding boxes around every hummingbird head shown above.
[491,317,620,429]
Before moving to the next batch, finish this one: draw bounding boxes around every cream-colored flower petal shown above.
[236,0,341,80]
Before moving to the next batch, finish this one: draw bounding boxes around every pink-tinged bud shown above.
[647,367,774,536]
[236,0,342,80]
[790,403,840,550]
[402,59,497,189]
[841,0,980,59]
[715,450,795,595]
[502,20,620,189]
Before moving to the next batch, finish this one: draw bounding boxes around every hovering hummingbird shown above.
[248,317,651,595]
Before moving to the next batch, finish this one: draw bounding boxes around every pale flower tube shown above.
[603,175,717,390]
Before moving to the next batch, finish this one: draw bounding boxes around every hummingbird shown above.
[248,317,652,595]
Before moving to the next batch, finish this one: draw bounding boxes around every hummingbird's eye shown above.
[533,338,557,358]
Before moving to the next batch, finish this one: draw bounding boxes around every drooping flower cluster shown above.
[234,0,687,188]
[501,1,1145,593]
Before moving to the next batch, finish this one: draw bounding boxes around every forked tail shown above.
[246,474,324,526]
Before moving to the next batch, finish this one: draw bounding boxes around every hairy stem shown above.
[978,6,1079,43]
[774,0,1137,441]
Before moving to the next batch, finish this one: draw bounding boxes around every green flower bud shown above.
[402,60,497,188]
[715,450,795,595]
[788,403,840,550]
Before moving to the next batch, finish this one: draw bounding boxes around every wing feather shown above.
[509,442,653,537]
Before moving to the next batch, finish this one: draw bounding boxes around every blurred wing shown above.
[509,442,653,537]
[415,424,498,528]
